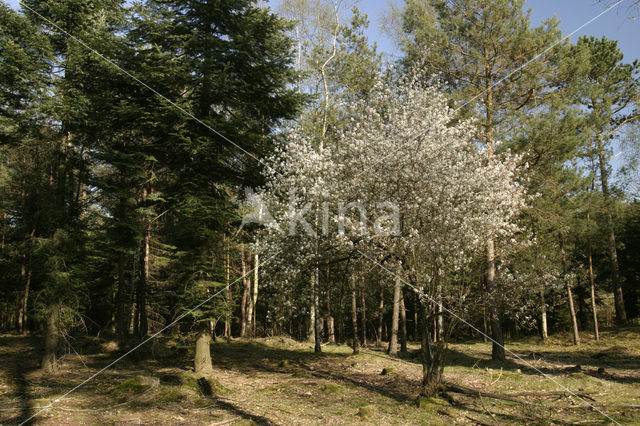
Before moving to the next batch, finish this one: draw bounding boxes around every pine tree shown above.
[401,0,564,361]
[572,35,640,326]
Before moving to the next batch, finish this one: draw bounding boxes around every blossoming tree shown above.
[260,73,526,396]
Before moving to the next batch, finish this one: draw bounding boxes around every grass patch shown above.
[322,383,345,395]
[155,388,187,403]
[380,367,396,376]
[113,378,150,396]
[357,404,377,419]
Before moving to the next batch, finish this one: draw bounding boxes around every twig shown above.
[479,393,498,423]
[465,415,493,426]
[490,368,503,385]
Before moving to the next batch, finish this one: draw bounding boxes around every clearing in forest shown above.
[1,328,639,425]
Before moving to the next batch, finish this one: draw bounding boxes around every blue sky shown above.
[355,0,639,63]
[6,0,638,62]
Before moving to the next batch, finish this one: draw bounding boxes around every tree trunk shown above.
[194,321,213,376]
[1,212,5,250]
[308,297,315,341]
[419,301,445,397]
[359,275,367,347]
[540,286,548,340]
[486,240,505,361]
[400,289,407,352]
[224,238,231,340]
[377,279,384,348]
[252,251,259,336]
[351,275,359,354]
[567,278,580,345]
[137,205,150,337]
[326,316,335,344]
[116,253,128,341]
[596,138,627,326]
[436,284,444,342]
[132,250,138,336]
[325,266,335,343]
[482,306,488,343]
[17,257,31,333]
[240,245,249,337]
[388,275,401,356]
[312,268,322,353]
[560,237,580,345]
[41,305,59,374]
[587,236,600,341]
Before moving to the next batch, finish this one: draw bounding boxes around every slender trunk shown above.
[419,300,445,396]
[225,238,231,340]
[1,212,6,250]
[567,279,580,345]
[41,305,59,374]
[596,138,627,325]
[194,321,213,376]
[359,275,367,347]
[18,258,31,333]
[482,306,488,343]
[587,235,600,340]
[483,66,505,361]
[312,268,322,353]
[486,240,505,361]
[413,308,418,342]
[388,275,401,356]
[560,238,580,345]
[338,286,345,343]
[132,251,138,336]
[377,279,384,348]
[308,292,315,341]
[436,284,444,342]
[400,289,407,353]
[252,251,259,336]
[326,267,335,344]
[137,198,150,337]
[540,286,548,340]
[320,2,339,142]
[295,26,302,92]
[116,253,128,341]
[432,312,437,343]
[240,245,249,337]
[351,275,359,354]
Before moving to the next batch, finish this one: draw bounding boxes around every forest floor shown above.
[1,327,639,425]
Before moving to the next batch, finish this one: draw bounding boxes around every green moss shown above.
[357,405,377,419]
[414,395,449,409]
[113,378,149,397]
[292,369,309,378]
[180,373,230,396]
[155,388,186,403]
[380,367,396,376]
[180,374,200,393]
[193,398,214,408]
[322,383,345,395]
